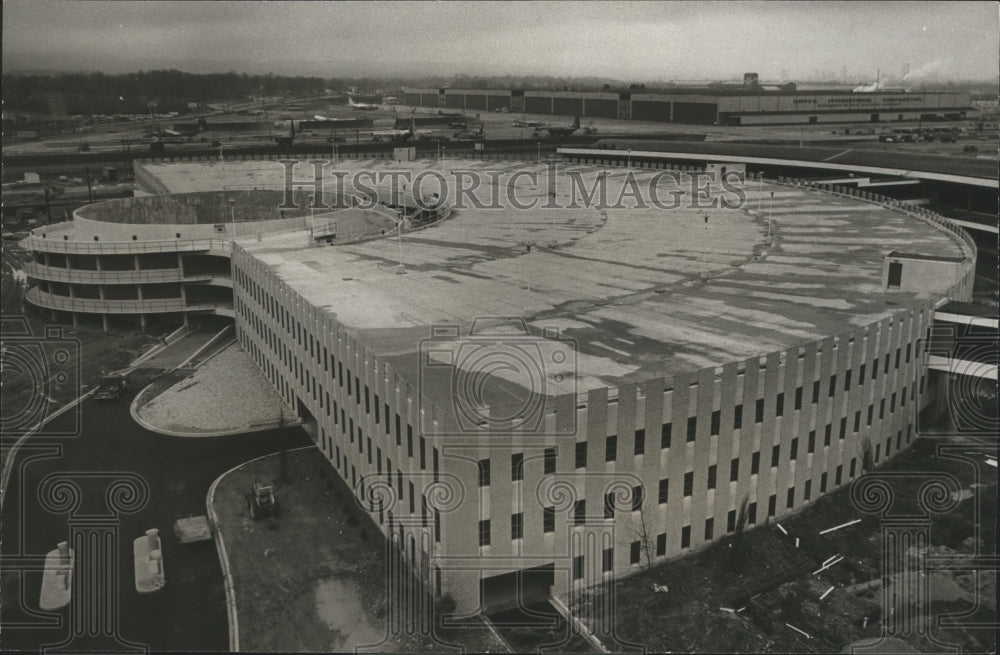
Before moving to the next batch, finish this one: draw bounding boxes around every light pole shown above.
[627,148,632,168]
[397,182,406,271]
[537,141,541,163]
[757,173,764,213]
[767,191,774,241]
[229,198,236,237]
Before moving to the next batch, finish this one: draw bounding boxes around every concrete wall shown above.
[883,254,966,296]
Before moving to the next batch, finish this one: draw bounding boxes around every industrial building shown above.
[21,157,976,613]
[402,84,972,125]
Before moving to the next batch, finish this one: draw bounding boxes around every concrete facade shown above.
[231,239,944,612]
[20,188,379,330]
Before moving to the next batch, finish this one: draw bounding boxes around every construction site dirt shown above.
[211,447,508,653]
[571,430,997,654]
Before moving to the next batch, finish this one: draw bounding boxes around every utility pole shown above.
[85,167,94,203]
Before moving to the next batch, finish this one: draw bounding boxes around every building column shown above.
[134,254,141,271]
[139,314,148,332]
[71,312,79,329]
[101,314,110,332]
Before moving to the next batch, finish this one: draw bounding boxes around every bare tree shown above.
[729,495,750,571]
[861,437,874,473]
[626,505,656,568]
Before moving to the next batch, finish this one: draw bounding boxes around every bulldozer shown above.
[246,482,279,521]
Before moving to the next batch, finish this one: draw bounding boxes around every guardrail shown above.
[22,261,216,285]
[24,288,225,314]
[20,235,232,256]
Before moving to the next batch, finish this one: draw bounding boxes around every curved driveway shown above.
[0,371,310,652]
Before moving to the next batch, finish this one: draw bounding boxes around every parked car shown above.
[93,374,127,400]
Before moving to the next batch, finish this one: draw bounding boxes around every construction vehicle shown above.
[246,482,279,520]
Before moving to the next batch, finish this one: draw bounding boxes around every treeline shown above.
[3,70,328,114]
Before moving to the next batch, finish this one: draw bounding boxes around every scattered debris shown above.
[785,622,812,639]
[819,518,861,535]
[812,555,844,575]
[985,457,997,468]
[845,577,883,596]
[776,523,788,536]
[653,583,669,593]
[720,606,735,613]
[819,586,835,601]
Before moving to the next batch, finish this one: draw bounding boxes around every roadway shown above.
[585,139,1000,182]
[0,370,311,652]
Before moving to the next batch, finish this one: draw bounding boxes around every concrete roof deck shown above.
[138,158,972,400]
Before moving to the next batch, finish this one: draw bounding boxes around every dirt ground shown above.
[572,435,998,653]
[212,446,507,653]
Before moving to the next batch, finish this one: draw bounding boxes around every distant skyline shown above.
[3,1,998,83]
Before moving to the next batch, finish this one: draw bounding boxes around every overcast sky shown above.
[3,1,997,82]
